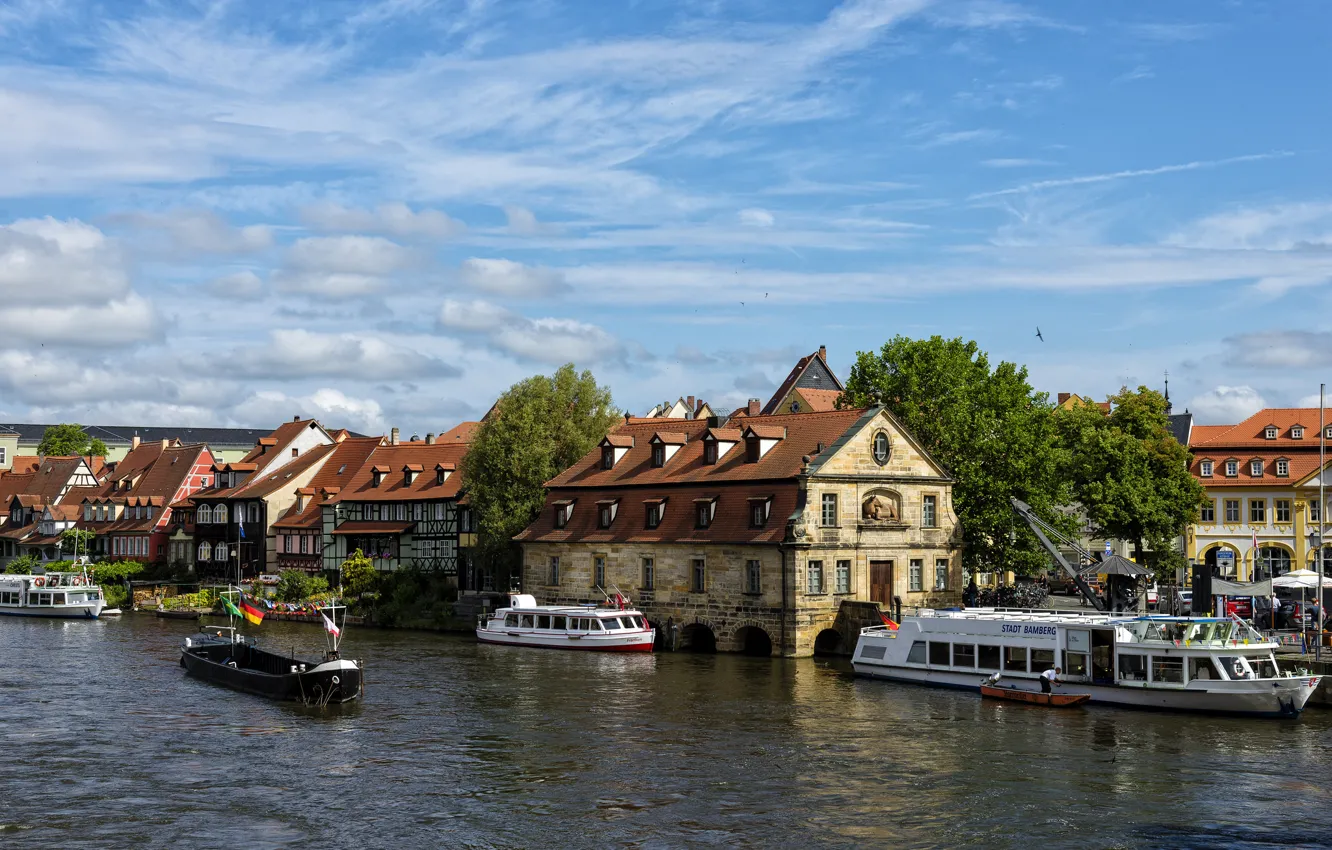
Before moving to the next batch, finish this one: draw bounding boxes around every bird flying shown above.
[1035,327,1044,342]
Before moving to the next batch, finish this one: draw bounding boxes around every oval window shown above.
[872,431,891,465]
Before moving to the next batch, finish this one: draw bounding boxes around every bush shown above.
[92,560,146,585]
[341,549,378,597]
[275,570,312,602]
[369,568,458,627]
[6,554,40,575]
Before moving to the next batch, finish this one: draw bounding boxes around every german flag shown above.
[238,594,266,626]
[878,609,900,631]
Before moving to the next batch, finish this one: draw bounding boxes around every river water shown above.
[2,615,1331,849]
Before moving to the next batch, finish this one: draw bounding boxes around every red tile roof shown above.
[1190,408,1329,450]
[650,432,688,445]
[795,388,843,412]
[271,437,423,530]
[761,348,844,415]
[332,442,469,503]
[437,421,480,444]
[1192,453,1324,487]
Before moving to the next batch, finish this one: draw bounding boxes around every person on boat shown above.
[1040,666,1061,694]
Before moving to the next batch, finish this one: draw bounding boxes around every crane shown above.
[1010,497,1107,612]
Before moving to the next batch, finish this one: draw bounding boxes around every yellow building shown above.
[1187,408,1332,580]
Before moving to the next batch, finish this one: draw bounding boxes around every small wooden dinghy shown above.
[980,684,1090,707]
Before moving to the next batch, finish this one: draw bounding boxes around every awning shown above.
[331,521,414,535]
[1212,578,1274,597]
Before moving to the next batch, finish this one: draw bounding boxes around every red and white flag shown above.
[321,611,341,637]
[1252,529,1259,550]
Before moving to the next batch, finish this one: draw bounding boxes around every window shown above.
[593,555,606,588]
[554,504,567,529]
[750,501,766,528]
[645,502,661,529]
[1250,460,1263,477]
[1200,501,1215,523]
[1265,426,1278,440]
[1326,426,1332,439]
[395,503,406,522]
[953,644,976,668]
[928,642,950,665]
[1293,426,1305,439]
[1031,649,1055,671]
[1225,460,1238,477]
[642,557,654,590]
[1255,546,1291,579]
[215,504,228,524]
[599,504,613,529]
[1250,500,1265,524]
[548,556,560,585]
[198,504,212,524]
[835,559,850,594]
[934,559,949,591]
[821,493,838,527]
[0,447,5,464]
[1276,459,1289,477]
[906,641,927,664]
[691,558,705,592]
[1275,500,1291,523]
[1003,646,1028,672]
[651,444,665,467]
[84,505,93,521]
[601,447,615,469]
[704,441,718,464]
[872,431,890,465]
[1200,460,1213,477]
[1312,500,1322,523]
[553,616,566,631]
[695,501,712,529]
[746,559,762,594]
[249,503,260,523]
[291,447,299,457]
[1151,656,1184,684]
[301,534,310,554]
[1225,499,1240,523]
[807,560,824,594]
[909,559,923,591]
[215,543,228,562]
[922,495,936,528]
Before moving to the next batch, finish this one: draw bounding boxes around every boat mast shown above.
[1320,384,1325,662]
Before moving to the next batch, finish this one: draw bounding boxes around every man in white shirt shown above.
[1040,666,1061,694]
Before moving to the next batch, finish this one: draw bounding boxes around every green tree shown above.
[60,528,96,558]
[36,424,108,457]
[841,335,1073,576]
[275,570,312,602]
[340,549,378,597]
[1056,386,1205,576]
[462,364,619,586]
[7,553,40,575]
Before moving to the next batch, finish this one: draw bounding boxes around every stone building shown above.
[514,405,962,656]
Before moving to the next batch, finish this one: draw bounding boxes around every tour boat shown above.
[476,593,655,652]
[180,592,362,705]
[0,572,106,619]
[853,608,1322,718]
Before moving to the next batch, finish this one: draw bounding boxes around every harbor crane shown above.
[1010,497,1107,612]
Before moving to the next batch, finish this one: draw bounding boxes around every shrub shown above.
[6,554,40,575]
[275,570,311,602]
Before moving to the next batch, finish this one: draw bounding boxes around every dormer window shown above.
[403,463,423,486]
[1250,460,1263,477]
[702,429,741,465]
[1200,460,1213,477]
[1225,460,1238,477]
[649,432,686,468]
[602,446,614,469]
[652,444,664,467]
[645,499,665,529]
[1292,426,1304,439]
[1264,426,1278,440]
[1276,459,1289,477]
[694,497,717,529]
[435,463,454,485]
[596,499,619,529]
[743,425,785,462]
[553,500,573,529]
[372,471,383,487]
[599,435,634,470]
[748,496,772,529]
[704,442,717,464]
[1326,426,1332,440]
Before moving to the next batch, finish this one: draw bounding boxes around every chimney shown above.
[130,434,141,450]
[390,427,400,446]
[748,398,760,417]
[1057,393,1071,405]
[293,415,300,422]
[687,395,695,418]
[426,433,436,445]
[819,345,826,362]
[161,438,169,449]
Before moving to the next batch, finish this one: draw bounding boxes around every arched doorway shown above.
[813,628,843,656]
[735,626,773,656]
[680,623,717,653]
[1253,545,1291,581]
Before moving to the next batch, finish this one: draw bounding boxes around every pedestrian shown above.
[1040,666,1061,694]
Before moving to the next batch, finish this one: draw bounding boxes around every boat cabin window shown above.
[1063,651,1088,678]
[504,614,518,627]
[906,641,927,664]
[1189,657,1219,681]
[51,593,65,605]
[553,616,566,630]
[928,642,950,666]
[520,614,534,628]
[1151,656,1184,684]
[537,615,551,629]
[0,591,17,604]
[1218,656,1250,680]
[952,644,975,668]
[1003,647,1027,672]
[977,645,1000,670]
[590,619,605,631]
[615,617,632,629]
[1253,656,1277,679]
[1119,654,1146,681]
[1031,649,1055,672]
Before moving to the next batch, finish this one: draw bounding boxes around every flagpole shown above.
[1319,384,1325,661]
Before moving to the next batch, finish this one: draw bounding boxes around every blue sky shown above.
[1,0,1329,435]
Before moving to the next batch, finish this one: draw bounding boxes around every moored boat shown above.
[0,571,106,619]
[477,593,655,652]
[853,608,1322,717]
[980,684,1090,707]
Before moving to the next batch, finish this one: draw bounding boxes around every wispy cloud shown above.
[1127,22,1222,43]
[970,152,1292,199]
[981,157,1056,168]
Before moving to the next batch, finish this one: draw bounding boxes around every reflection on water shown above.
[1,615,1330,849]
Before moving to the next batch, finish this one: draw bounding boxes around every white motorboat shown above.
[853,608,1322,718]
[0,572,107,619]
[477,593,655,652]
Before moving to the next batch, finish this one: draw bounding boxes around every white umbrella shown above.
[1273,569,1321,589]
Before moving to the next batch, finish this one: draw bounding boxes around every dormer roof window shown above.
[1250,459,1263,477]
[1264,425,1278,440]
[1276,458,1290,477]
[694,496,718,529]
[1292,426,1305,439]
[643,497,666,529]
[649,432,686,468]
[702,428,742,465]
[553,499,574,529]
[743,425,786,463]
[1225,459,1238,477]
[596,498,619,529]
[748,496,773,529]
[1199,459,1214,477]
[371,464,390,487]
[435,462,454,485]
[402,463,423,485]
[599,434,634,470]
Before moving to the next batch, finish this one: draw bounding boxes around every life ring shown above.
[1232,659,1246,678]
[33,577,44,587]
[72,577,83,586]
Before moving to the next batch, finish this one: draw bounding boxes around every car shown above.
[1173,589,1193,615]
[1145,584,1159,607]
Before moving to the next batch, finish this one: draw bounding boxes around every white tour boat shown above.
[0,572,107,619]
[477,593,655,652]
[853,608,1322,718]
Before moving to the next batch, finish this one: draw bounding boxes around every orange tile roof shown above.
[795,388,843,412]
[271,438,408,529]
[1190,408,1329,449]
[437,421,480,444]
[332,442,469,503]
[761,348,844,415]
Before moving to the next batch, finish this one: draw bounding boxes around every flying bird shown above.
[1035,327,1044,342]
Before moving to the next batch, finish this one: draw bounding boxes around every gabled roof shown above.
[334,442,470,503]
[437,421,480,444]
[1190,408,1332,450]
[198,443,337,501]
[791,387,843,413]
[761,347,844,415]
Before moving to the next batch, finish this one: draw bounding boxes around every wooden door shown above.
[870,560,894,606]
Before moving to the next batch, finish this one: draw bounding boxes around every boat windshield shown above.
[1117,617,1263,647]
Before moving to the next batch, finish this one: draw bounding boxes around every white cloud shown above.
[275,235,419,297]
[438,298,627,364]
[301,201,465,239]
[972,152,1291,199]
[738,208,775,227]
[458,258,568,296]
[1189,385,1266,424]
[229,329,457,380]
[1127,22,1220,43]
[923,128,1003,147]
[232,388,388,434]
[981,158,1056,168]
[438,298,515,332]
[1166,202,1332,251]
[117,209,272,255]
[206,270,266,300]
[1226,331,1330,371]
[504,206,556,236]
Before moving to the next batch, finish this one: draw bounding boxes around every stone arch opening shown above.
[735,625,773,656]
[813,628,843,656]
[681,622,717,653]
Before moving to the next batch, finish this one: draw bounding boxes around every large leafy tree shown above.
[1056,386,1205,575]
[37,423,109,457]
[462,364,618,585]
[841,336,1073,576]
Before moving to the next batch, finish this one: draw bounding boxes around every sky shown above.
[1,0,1330,436]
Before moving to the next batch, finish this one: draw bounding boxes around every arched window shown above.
[198,542,211,562]
[214,504,228,524]
[248,503,260,524]
[1254,546,1290,581]
[197,505,212,524]
[214,542,228,562]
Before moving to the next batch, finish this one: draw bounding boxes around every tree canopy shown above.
[340,548,378,597]
[1055,386,1205,576]
[462,364,619,583]
[37,423,109,457]
[841,335,1073,576]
